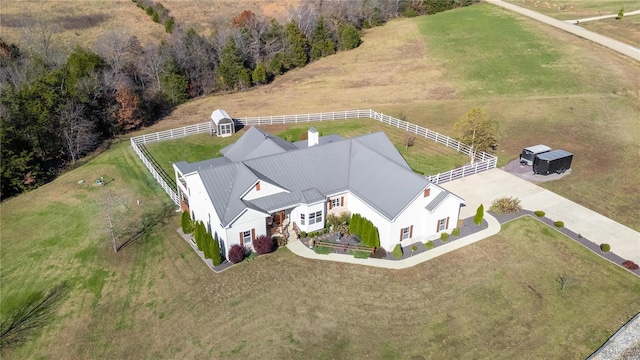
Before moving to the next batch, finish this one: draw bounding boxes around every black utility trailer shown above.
[533,149,573,175]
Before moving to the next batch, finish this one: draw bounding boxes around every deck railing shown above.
[130,109,498,204]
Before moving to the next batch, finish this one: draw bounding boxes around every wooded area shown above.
[0,0,476,199]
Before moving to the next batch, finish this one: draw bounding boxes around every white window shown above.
[219,123,232,135]
[438,218,447,231]
[401,227,411,240]
[309,211,322,225]
[331,198,341,208]
[242,230,252,245]
[300,214,305,225]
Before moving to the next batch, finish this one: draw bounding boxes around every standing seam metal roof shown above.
[188,128,440,226]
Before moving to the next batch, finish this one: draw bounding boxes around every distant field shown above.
[144,119,470,177]
[505,0,640,48]
[0,0,166,49]
[581,15,640,48]
[505,0,639,20]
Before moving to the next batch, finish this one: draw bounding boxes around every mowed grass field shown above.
[145,119,470,177]
[3,158,640,360]
[2,3,640,359]
[505,0,640,48]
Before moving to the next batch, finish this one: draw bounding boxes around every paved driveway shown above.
[441,169,640,264]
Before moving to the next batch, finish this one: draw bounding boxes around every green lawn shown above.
[145,119,470,177]
[417,5,583,96]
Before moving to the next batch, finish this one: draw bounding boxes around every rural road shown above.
[485,0,640,62]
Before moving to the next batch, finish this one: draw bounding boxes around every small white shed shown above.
[210,109,234,137]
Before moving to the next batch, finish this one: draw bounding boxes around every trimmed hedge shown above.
[425,241,434,250]
[554,221,564,228]
[440,232,449,242]
[391,244,403,259]
[600,243,611,252]
[181,210,193,233]
[349,213,380,248]
[534,210,545,217]
[622,260,639,270]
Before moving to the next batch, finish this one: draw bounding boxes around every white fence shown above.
[130,109,497,205]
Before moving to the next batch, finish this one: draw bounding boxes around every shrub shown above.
[254,234,275,255]
[181,210,193,234]
[228,244,246,264]
[152,11,160,23]
[276,235,287,248]
[474,204,484,225]
[425,241,434,250]
[600,243,611,252]
[299,231,307,238]
[391,244,403,259]
[622,260,639,270]
[245,252,257,262]
[440,232,449,242]
[534,210,545,217]
[145,5,153,15]
[411,245,418,253]
[164,17,175,33]
[351,250,370,259]
[451,228,460,237]
[490,196,522,214]
[371,247,386,259]
[616,7,624,19]
[314,246,333,255]
[554,221,564,228]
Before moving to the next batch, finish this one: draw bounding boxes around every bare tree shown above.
[57,101,99,163]
[94,30,141,76]
[403,132,416,151]
[557,274,573,290]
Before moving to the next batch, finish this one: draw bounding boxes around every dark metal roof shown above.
[536,149,573,161]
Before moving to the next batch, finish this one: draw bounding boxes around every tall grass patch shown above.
[416,4,580,96]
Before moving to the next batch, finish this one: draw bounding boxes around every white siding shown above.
[347,186,463,252]
[226,209,268,253]
[295,202,325,233]
[184,173,227,255]
[242,181,287,201]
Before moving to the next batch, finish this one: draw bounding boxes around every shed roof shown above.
[211,109,232,125]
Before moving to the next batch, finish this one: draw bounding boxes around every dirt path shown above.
[485,0,640,61]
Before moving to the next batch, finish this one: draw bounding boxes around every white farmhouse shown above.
[173,123,464,259]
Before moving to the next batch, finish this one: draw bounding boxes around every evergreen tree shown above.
[284,20,308,68]
[160,61,189,105]
[252,62,268,85]
[338,24,361,51]
[218,39,250,90]
[210,234,222,266]
[310,17,335,61]
[180,210,193,234]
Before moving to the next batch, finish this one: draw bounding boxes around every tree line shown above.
[0,0,477,199]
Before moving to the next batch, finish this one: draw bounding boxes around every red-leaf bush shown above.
[253,234,275,255]
[228,244,246,264]
[622,260,639,270]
